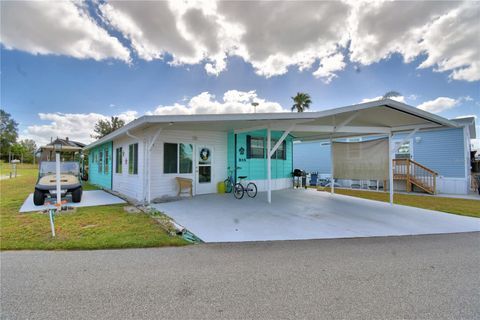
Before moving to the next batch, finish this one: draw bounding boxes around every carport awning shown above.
[85,99,457,150]
[83,98,459,205]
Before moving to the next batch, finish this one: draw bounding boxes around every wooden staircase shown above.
[393,159,438,194]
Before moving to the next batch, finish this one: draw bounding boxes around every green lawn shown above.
[317,187,480,218]
[0,162,188,250]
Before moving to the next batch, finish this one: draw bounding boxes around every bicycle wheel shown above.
[246,182,257,198]
[233,183,244,199]
[224,178,233,193]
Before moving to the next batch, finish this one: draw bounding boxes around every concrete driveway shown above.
[152,189,480,242]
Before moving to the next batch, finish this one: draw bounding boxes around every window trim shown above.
[105,148,109,174]
[115,147,122,174]
[273,139,287,160]
[128,143,138,175]
[163,142,193,174]
[98,149,103,173]
[247,135,265,159]
[393,138,414,159]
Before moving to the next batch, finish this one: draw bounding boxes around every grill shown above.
[292,169,307,189]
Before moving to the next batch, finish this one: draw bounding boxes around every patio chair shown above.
[175,177,193,197]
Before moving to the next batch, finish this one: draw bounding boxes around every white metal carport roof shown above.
[84,99,458,205]
[84,99,457,150]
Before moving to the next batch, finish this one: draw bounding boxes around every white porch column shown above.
[55,151,61,207]
[267,127,272,203]
[388,133,394,205]
[330,138,334,194]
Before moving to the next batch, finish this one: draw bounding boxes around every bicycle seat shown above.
[238,176,247,179]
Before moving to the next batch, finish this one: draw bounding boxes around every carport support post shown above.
[56,151,61,208]
[388,133,394,205]
[267,127,272,203]
[330,138,334,194]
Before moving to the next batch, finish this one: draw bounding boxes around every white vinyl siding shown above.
[112,135,144,201]
[149,129,228,199]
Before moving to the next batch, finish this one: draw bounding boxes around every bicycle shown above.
[224,167,239,193]
[224,168,257,199]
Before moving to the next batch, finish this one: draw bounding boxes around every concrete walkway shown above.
[2,233,479,319]
[153,189,480,242]
[19,190,126,212]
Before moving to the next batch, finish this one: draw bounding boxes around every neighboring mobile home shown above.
[84,99,460,204]
[293,116,476,195]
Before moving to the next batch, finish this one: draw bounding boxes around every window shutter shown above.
[133,143,138,174]
[246,135,251,159]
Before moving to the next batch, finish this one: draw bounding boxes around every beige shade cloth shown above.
[332,138,389,180]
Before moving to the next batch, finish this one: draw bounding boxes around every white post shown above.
[267,127,272,203]
[330,138,334,194]
[49,209,56,237]
[55,152,61,208]
[388,134,394,205]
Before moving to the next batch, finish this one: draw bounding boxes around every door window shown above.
[197,147,212,184]
[394,141,412,159]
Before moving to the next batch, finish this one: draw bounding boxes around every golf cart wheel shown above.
[72,187,83,203]
[246,182,257,198]
[233,183,244,199]
[224,178,233,193]
[33,189,45,206]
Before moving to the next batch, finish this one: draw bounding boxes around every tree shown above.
[0,109,18,160]
[291,92,312,112]
[91,116,125,140]
[382,91,402,99]
[19,139,37,163]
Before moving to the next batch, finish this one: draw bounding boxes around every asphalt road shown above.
[2,232,480,319]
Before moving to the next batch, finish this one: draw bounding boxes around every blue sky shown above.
[0,1,479,146]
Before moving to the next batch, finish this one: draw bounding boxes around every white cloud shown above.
[1,1,478,82]
[350,1,479,82]
[21,111,138,146]
[417,97,459,113]
[313,53,346,83]
[99,1,228,73]
[361,96,406,103]
[147,90,286,115]
[217,1,351,78]
[0,1,130,62]
[20,90,286,146]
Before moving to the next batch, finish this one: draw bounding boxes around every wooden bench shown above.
[175,177,193,197]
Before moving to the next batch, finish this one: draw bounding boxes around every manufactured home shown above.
[294,116,477,195]
[84,99,463,203]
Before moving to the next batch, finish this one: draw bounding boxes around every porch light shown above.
[54,143,62,152]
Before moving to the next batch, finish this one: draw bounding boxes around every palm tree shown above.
[382,91,402,99]
[291,92,312,112]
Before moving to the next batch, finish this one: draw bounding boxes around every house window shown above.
[105,149,109,174]
[164,143,193,174]
[247,136,265,159]
[272,139,287,160]
[129,143,138,175]
[115,147,122,174]
[179,143,193,173]
[98,150,103,173]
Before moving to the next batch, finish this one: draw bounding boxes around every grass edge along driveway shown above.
[317,187,480,218]
[0,163,187,250]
